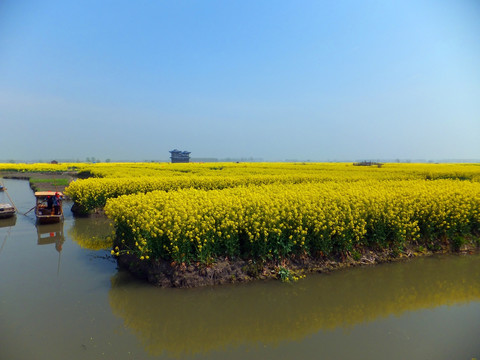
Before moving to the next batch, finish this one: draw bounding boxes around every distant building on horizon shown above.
[169,149,191,163]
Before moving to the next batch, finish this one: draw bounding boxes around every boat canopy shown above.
[35,191,64,197]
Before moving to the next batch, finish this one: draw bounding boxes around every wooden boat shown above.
[35,191,64,224]
[0,203,16,219]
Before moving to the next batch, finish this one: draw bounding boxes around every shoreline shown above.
[114,240,480,288]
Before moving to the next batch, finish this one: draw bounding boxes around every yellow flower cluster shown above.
[105,179,480,263]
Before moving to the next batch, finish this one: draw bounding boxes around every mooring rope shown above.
[1,180,35,216]
[1,180,19,214]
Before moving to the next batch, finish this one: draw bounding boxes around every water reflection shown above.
[37,223,65,251]
[109,255,480,358]
[0,216,16,228]
[36,223,65,276]
[68,217,113,250]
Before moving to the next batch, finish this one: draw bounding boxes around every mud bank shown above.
[70,203,106,218]
[115,240,480,288]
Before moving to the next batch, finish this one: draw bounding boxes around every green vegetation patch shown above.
[30,178,70,186]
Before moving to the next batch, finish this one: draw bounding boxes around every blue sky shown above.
[1,0,479,161]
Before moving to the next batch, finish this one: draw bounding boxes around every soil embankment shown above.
[115,241,480,288]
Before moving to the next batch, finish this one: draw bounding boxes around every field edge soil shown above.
[115,240,480,288]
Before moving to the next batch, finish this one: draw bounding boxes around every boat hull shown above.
[36,213,63,224]
[0,211,15,219]
[0,204,16,219]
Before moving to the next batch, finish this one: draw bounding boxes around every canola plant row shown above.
[65,173,377,211]
[105,179,480,263]
[64,162,480,211]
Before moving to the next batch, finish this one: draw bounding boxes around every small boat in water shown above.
[35,191,64,224]
[0,203,16,219]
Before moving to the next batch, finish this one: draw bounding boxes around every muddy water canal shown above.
[0,178,479,360]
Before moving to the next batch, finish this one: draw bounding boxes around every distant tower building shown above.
[169,149,191,163]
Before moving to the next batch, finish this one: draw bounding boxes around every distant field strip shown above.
[63,162,480,211]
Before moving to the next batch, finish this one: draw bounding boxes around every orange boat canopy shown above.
[34,191,64,197]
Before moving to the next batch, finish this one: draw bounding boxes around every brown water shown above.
[1,178,479,360]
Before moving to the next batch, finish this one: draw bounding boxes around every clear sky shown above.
[1,0,479,162]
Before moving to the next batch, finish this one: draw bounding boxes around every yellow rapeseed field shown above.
[99,163,480,263]
[63,162,480,211]
[2,162,479,263]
